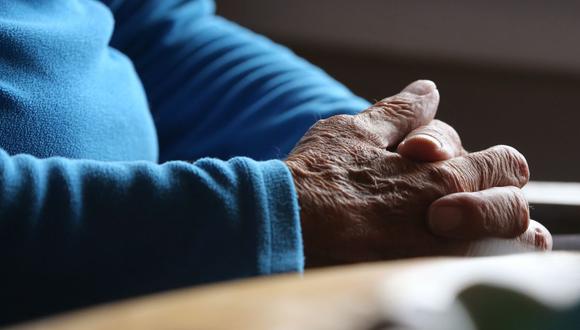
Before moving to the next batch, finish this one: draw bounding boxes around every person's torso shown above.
[0,0,158,162]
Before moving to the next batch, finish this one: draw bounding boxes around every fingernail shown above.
[402,80,437,96]
[405,133,442,149]
[534,227,552,251]
[429,206,463,232]
[518,155,530,183]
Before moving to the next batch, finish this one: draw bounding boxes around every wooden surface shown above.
[11,252,580,330]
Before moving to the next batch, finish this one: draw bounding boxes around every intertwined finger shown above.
[357,80,440,148]
[397,119,466,162]
[436,145,529,193]
[466,220,552,256]
[428,186,529,239]
[516,219,553,251]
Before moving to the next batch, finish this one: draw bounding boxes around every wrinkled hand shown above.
[286,80,551,267]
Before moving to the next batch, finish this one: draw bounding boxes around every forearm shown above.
[0,152,302,324]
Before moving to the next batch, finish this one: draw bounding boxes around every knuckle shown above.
[371,97,415,122]
[318,114,351,127]
[329,114,353,125]
[507,186,530,236]
[310,114,377,146]
[467,145,529,189]
[473,187,530,239]
[428,162,472,193]
[489,145,530,185]
[313,114,355,133]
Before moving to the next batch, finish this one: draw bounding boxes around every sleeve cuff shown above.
[239,158,304,275]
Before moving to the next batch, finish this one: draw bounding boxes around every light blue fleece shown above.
[0,0,369,324]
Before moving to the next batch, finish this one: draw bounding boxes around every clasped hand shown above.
[286,80,551,267]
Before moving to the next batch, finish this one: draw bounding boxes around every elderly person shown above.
[0,0,550,325]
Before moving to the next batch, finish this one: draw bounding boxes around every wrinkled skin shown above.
[286,82,550,267]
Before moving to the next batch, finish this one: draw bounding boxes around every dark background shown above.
[217,0,580,182]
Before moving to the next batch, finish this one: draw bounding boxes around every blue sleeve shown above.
[0,151,302,324]
[0,1,303,324]
[103,0,370,161]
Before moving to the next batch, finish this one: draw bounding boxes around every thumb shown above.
[357,80,440,148]
[397,119,466,162]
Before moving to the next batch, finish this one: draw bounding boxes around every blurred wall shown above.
[217,0,580,182]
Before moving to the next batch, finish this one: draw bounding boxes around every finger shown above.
[438,145,529,193]
[357,80,440,148]
[466,220,552,256]
[428,186,529,240]
[516,219,553,251]
[397,119,466,162]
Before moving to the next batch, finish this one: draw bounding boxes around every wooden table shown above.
[11,252,580,330]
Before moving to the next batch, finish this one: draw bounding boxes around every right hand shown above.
[286,80,551,267]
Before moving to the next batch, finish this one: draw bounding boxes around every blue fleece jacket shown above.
[0,0,369,324]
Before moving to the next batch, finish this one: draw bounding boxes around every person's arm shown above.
[102,0,370,161]
[0,2,302,324]
[0,152,302,324]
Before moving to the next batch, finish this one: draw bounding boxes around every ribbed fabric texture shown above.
[0,0,369,324]
[103,0,370,161]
